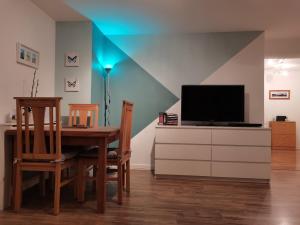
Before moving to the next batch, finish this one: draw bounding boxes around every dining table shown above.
[4,126,120,213]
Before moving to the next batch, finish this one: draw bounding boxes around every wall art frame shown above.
[269,90,290,100]
[16,43,39,69]
[64,77,80,92]
[65,51,80,67]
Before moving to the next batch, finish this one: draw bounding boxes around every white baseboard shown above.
[131,163,152,170]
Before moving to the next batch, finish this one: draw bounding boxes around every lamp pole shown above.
[104,67,111,126]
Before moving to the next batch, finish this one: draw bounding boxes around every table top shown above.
[5,126,120,137]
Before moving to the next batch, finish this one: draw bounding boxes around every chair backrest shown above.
[15,97,62,161]
[119,101,134,155]
[68,104,99,128]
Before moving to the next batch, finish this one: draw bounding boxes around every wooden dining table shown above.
[5,126,120,213]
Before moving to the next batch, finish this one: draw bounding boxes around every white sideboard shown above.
[155,125,271,180]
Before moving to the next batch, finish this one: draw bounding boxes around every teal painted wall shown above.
[55,22,92,116]
[91,24,179,136]
[56,22,262,132]
[91,24,105,126]
[91,28,262,135]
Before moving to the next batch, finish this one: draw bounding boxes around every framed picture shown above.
[65,52,79,67]
[16,43,39,69]
[64,77,80,92]
[269,90,290,100]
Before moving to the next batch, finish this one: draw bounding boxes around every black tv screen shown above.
[181,85,244,125]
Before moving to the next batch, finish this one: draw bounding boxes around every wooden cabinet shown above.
[269,121,296,150]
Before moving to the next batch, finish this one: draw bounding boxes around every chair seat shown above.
[66,145,99,151]
[60,149,79,161]
[79,148,118,159]
[22,150,78,162]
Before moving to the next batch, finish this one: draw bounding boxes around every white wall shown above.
[265,59,300,149]
[202,34,265,124]
[0,0,56,123]
[265,38,300,58]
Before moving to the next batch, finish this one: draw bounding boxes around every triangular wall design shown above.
[91,26,264,169]
[107,32,262,97]
[202,34,264,123]
[91,24,179,137]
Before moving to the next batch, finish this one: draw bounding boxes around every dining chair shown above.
[68,104,99,128]
[13,97,77,215]
[77,100,133,204]
[68,104,100,188]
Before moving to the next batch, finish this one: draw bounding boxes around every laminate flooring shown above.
[272,150,300,171]
[1,168,300,225]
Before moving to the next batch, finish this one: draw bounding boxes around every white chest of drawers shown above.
[155,126,271,180]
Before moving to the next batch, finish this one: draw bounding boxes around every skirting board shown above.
[131,163,152,170]
[155,174,270,184]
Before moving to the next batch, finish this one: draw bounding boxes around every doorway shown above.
[265,58,300,170]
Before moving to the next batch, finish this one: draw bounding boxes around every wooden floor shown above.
[272,150,300,170]
[1,151,300,225]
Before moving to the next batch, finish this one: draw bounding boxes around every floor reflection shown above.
[272,150,300,171]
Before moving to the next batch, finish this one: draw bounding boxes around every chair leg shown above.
[14,163,22,212]
[49,172,55,192]
[67,168,70,178]
[73,179,77,200]
[77,160,86,202]
[122,164,126,190]
[74,163,78,200]
[39,172,46,197]
[117,162,123,205]
[53,163,61,215]
[92,165,97,191]
[126,160,130,194]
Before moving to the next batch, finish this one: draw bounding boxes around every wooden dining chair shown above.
[68,104,99,128]
[77,100,133,204]
[13,97,77,215]
[68,104,99,186]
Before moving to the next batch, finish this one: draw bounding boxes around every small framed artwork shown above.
[64,77,80,92]
[16,43,39,69]
[269,90,290,100]
[65,52,79,67]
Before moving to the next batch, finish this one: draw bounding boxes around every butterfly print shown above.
[68,56,77,63]
[67,81,77,87]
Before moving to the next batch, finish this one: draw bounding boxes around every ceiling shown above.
[31,0,300,57]
[31,0,87,21]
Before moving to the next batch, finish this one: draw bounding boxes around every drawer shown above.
[212,146,271,162]
[155,144,211,160]
[156,128,211,144]
[212,162,270,179]
[270,122,296,135]
[272,134,296,147]
[155,160,211,176]
[212,129,271,146]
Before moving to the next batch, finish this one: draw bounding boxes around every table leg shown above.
[96,138,107,213]
[11,136,17,208]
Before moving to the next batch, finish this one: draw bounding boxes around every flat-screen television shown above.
[181,85,244,125]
